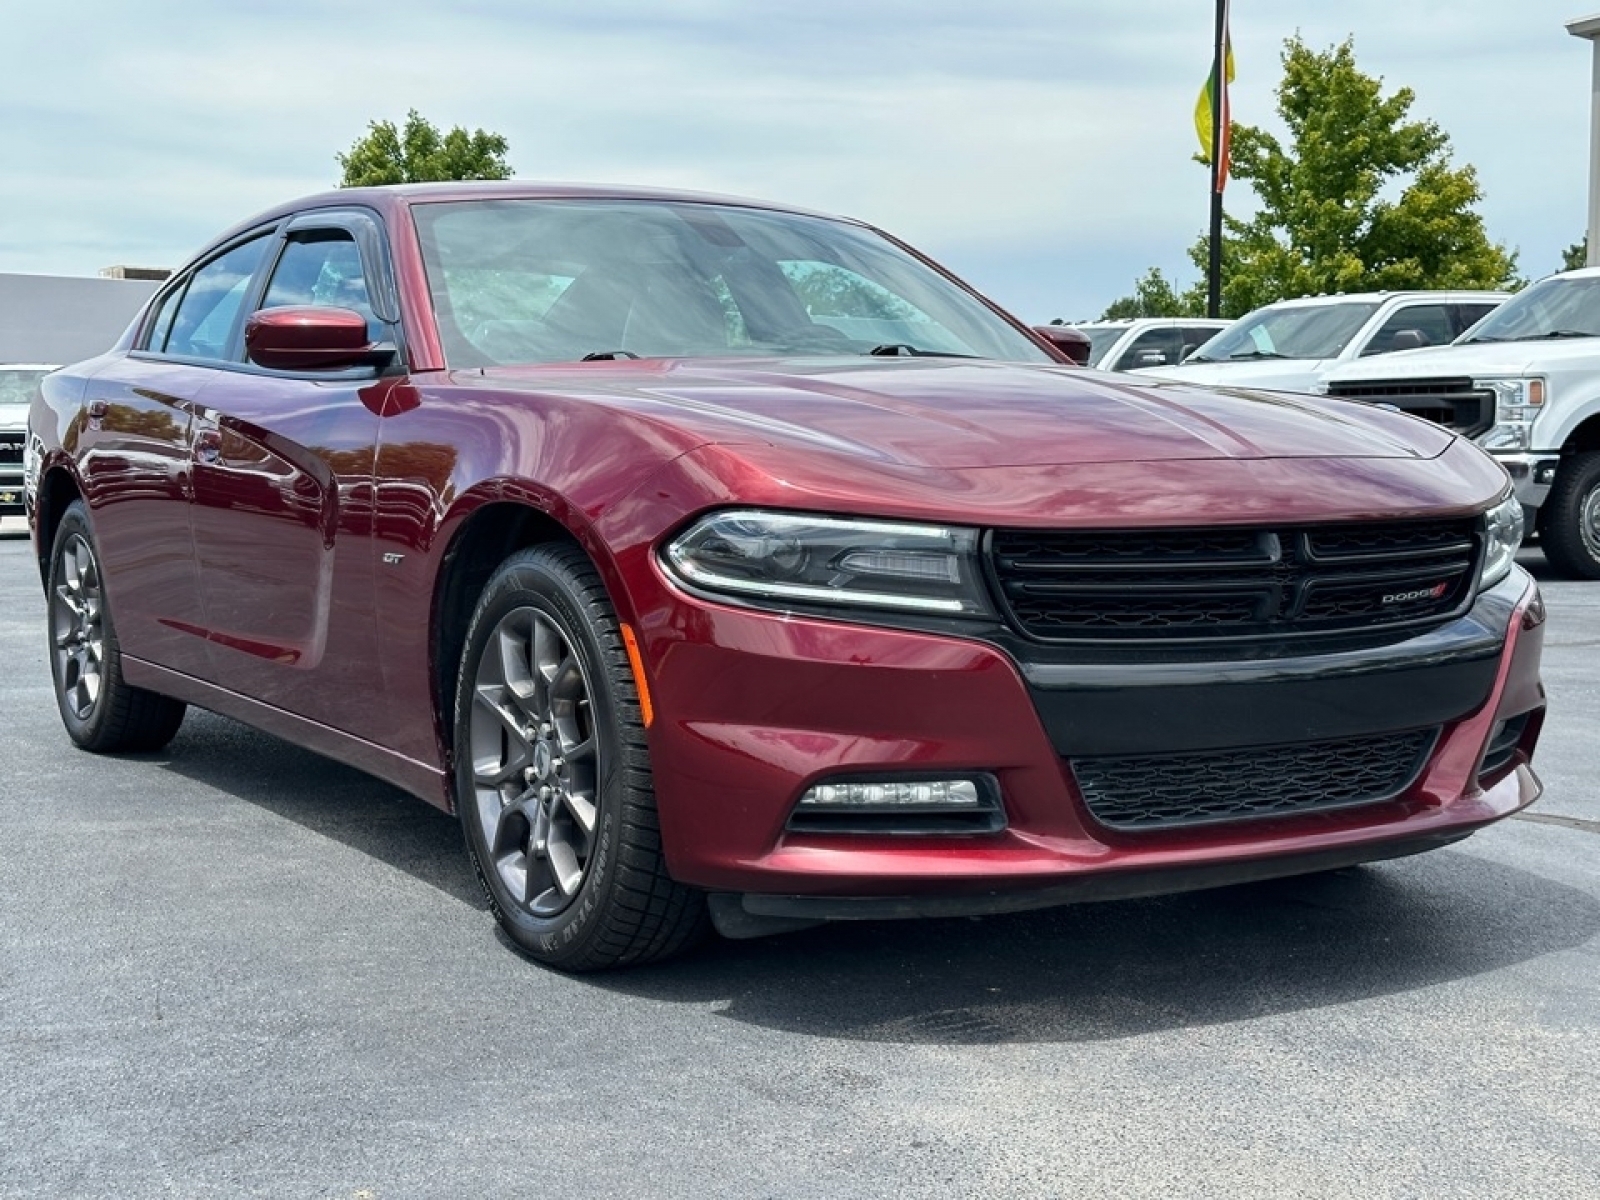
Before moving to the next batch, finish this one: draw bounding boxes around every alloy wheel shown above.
[52,532,105,721]
[468,606,600,917]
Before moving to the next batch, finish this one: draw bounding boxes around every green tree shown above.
[337,109,513,187]
[1564,236,1589,272]
[1100,267,1201,319]
[1104,37,1517,318]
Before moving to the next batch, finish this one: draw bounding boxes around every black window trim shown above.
[130,206,408,381]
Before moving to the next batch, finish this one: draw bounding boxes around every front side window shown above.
[260,230,381,341]
[1361,305,1452,355]
[1115,327,1183,369]
[411,199,1050,367]
[164,236,272,361]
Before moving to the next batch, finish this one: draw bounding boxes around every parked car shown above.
[27,183,1544,970]
[1,363,56,518]
[1031,322,1091,364]
[1320,267,1600,578]
[1067,317,1231,371]
[1133,291,1508,393]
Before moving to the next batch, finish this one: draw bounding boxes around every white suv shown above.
[1132,291,1507,393]
[0,364,55,519]
[1068,317,1230,371]
[1320,268,1600,578]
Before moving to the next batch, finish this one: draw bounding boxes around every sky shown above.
[0,1,1593,323]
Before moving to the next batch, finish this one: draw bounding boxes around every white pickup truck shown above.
[1133,290,1506,394]
[1319,267,1600,578]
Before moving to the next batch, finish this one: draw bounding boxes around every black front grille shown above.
[989,519,1479,642]
[1071,728,1439,831]
[0,433,23,465]
[1324,376,1494,437]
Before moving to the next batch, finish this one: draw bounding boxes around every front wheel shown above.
[1540,452,1600,579]
[453,543,706,970]
[47,500,187,752]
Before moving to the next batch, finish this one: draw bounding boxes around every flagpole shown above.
[1206,0,1228,318]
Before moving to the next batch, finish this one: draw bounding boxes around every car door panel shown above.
[75,357,208,674]
[187,376,382,735]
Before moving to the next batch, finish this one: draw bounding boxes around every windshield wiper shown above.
[1528,329,1598,340]
[1460,334,1511,344]
[1227,350,1293,360]
[867,343,978,358]
[1183,354,1221,363]
[579,349,641,361]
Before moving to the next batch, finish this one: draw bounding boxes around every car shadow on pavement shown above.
[590,849,1600,1045]
[156,710,488,910]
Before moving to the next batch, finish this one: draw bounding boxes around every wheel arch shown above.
[428,494,633,799]
[32,464,84,588]
[1558,413,1600,457]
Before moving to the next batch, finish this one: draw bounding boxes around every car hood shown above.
[468,357,1453,469]
[0,402,27,431]
[1127,358,1331,392]
[1323,337,1600,383]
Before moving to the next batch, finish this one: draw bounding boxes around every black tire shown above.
[1540,452,1600,579]
[46,500,187,752]
[453,542,707,970]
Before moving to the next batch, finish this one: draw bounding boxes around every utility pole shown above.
[1206,0,1229,317]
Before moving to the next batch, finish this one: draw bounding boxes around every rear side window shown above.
[1453,302,1500,336]
[164,236,271,361]
[141,285,184,353]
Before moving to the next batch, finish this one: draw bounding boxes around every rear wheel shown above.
[47,501,187,752]
[1540,452,1600,579]
[453,543,706,970]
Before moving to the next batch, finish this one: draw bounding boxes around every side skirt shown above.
[121,656,453,811]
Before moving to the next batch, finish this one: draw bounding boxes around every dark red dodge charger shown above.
[25,183,1545,969]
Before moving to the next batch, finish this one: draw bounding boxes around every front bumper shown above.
[639,567,1545,910]
[1490,450,1558,512]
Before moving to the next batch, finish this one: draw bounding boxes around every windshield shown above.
[1069,324,1127,368]
[0,367,51,409]
[1462,275,1600,343]
[1189,301,1380,362]
[411,199,1051,367]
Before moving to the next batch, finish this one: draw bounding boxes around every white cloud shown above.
[0,0,1590,319]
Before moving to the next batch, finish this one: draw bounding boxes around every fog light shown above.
[788,774,1005,835]
[798,779,981,808]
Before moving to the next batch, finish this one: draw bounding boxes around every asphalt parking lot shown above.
[1,517,1597,1199]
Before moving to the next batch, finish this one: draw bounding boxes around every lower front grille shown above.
[1070,728,1439,831]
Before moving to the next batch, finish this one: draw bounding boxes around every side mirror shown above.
[1388,328,1431,351]
[1031,324,1091,366]
[245,306,387,372]
[1133,349,1169,367]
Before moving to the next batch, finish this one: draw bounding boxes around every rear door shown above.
[77,232,275,674]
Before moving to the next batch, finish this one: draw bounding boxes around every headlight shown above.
[662,510,995,617]
[1477,378,1546,451]
[1479,493,1525,591]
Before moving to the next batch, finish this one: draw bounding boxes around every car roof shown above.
[1264,290,1508,309]
[202,180,859,254]
[0,362,60,371]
